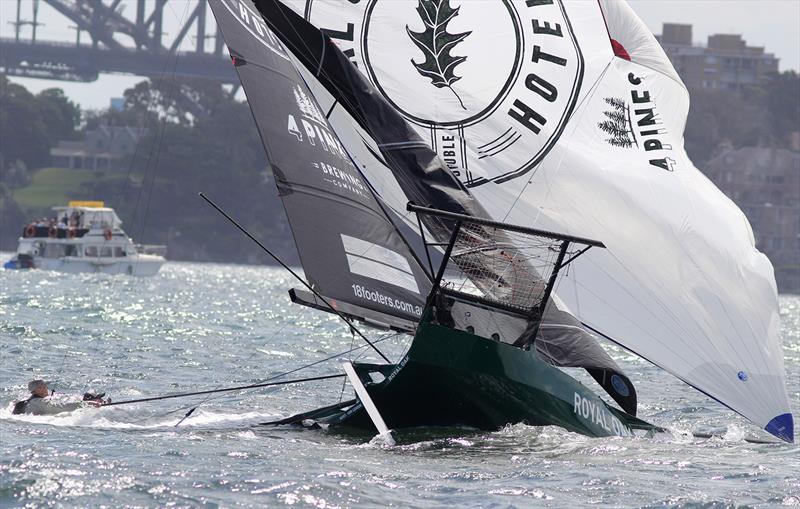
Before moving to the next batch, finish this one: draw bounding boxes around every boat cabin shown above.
[21,201,121,239]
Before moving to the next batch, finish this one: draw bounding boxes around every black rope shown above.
[198,192,390,363]
[100,327,400,426]
[103,373,345,407]
[169,330,399,426]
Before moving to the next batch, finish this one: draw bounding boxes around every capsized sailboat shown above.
[207,0,794,443]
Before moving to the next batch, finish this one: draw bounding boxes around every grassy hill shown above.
[13,168,117,210]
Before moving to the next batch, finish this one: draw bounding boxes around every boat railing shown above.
[135,244,167,257]
[408,202,606,350]
[22,226,90,239]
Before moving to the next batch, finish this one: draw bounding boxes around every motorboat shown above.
[4,201,166,277]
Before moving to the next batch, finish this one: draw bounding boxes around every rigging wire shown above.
[49,347,70,396]
[103,373,346,407]
[126,0,191,279]
[198,192,391,363]
[171,330,401,424]
[239,3,437,284]
[47,8,190,398]
[155,331,400,426]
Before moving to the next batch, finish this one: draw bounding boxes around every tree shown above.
[0,76,81,170]
[763,70,800,146]
[82,77,297,264]
[36,88,80,144]
[684,85,769,164]
[0,75,50,169]
[120,77,229,127]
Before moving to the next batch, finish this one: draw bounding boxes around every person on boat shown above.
[11,380,107,416]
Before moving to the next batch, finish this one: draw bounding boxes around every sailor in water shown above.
[12,379,108,415]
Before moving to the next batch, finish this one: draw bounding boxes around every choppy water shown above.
[1,260,798,508]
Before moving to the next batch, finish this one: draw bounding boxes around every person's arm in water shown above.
[23,397,83,415]
[14,380,108,415]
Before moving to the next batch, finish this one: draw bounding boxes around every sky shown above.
[3,0,799,110]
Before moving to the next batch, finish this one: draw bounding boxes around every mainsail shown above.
[208,0,431,330]
[276,0,794,441]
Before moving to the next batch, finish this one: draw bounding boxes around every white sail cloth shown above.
[282,0,793,440]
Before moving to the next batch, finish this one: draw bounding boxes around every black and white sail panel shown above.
[247,0,639,415]
[284,0,794,441]
[207,0,429,324]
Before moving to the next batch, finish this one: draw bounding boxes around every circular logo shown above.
[307,0,584,187]
[610,374,630,397]
[363,0,523,128]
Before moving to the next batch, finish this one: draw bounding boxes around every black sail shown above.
[208,0,430,326]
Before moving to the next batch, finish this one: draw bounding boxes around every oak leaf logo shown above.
[406,0,471,110]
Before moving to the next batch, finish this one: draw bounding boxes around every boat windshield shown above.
[52,207,121,230]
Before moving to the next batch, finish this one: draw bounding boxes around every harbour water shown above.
[1,261,798,508]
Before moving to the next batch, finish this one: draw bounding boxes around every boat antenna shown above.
[198,192,390,363]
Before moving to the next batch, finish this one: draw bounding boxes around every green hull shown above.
[271,322,657,439]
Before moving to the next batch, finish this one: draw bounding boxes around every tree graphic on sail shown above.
[598,97,635,148]
[406,0,471,110]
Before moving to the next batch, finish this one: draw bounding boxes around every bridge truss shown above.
[1,0,236,84]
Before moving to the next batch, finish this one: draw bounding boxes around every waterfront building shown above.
[50,125,146,171]
[656,23,779,91]
[704,147,800,293]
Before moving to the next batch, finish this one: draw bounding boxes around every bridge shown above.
[0,0,236,84]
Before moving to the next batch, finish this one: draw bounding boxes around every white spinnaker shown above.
[500,57,790,438]
[280,0,794,439]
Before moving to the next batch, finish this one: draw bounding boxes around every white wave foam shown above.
[0,401,281,430]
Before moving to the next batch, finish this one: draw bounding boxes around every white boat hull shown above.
[33,254,165,277]
[9,203,167,278]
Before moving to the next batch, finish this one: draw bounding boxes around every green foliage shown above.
[36,88,81,142]
[763,71,800,146]
[684,70,800,164]
[0,76,50,170]
[12,168,116,209]
[80,78,296,265]
[0,181,25,251]
[0,76,80,170]
[2,69,797,265]
[3,159,31,189]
